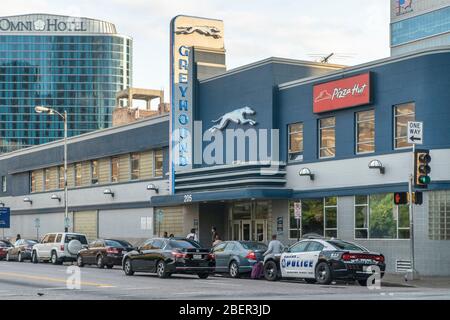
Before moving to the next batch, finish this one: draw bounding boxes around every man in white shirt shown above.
[263,234,285,257]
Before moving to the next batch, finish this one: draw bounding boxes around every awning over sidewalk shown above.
[150,188,293,207]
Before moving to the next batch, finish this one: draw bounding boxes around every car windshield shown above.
[110,240,133,248]
[65,234,88,245]
[24,240,37,245]
[240,242,268,251]
[168,240,200,249]
[327,240,367,251]
[105,240,132,248]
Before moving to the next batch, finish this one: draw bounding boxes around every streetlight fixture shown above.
[299,168,315,181]
[35,106,68,232]
[147,184,159,193]
[369,160,385,174]
[103,189,115,198]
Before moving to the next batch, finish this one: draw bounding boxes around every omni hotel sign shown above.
[170,16,224,190]
[0,18,87,32]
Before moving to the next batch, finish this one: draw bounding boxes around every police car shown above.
[263,238,385,286]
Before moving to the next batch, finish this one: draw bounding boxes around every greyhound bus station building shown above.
[1,16,450,276]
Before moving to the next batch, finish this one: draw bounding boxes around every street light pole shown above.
[35,106,69,232]
[63,110,68,232]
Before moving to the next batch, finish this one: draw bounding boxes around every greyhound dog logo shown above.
[176,26,222,39]
[396,0,413,15]
[209,107,257,133]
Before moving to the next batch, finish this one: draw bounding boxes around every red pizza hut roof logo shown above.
[313,73,371,113]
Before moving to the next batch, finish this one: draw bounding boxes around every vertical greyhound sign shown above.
[170,16,224,193]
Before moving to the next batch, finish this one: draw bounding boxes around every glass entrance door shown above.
[255,220,267,243]
[241,220,252,241]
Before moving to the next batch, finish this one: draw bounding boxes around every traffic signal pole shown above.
[408,144,419,280]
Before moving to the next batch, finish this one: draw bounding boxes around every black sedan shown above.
[122,238,215,279]
[5,239,37,262]
[77,239,134,269]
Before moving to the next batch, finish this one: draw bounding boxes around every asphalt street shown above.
[0,261,449,300]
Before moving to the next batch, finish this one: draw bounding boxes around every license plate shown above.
[193,254,202,260]
[363,266,374,273]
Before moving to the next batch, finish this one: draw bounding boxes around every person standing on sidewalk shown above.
[263,235,285,257]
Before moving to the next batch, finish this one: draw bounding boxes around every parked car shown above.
[77,239,134,269]
[0,240,13,261]
[122,238,215,279]
[212,241,267,278]
[5,239,37,262]
[32,232,88,265]
[263,238,385,286]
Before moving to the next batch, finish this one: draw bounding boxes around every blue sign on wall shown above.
[0,207,10,229]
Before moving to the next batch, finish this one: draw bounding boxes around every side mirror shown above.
[283,247,290,253]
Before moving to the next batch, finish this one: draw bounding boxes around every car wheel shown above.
[357,279,368,287]
[32,251,38,264]
[106,264,114,269]
[305,278,317,284]
[123,258,134,276]
[315,262,333,285]
[18,252,23,263]
[96,255,105,269]
[156,260,169,278]
[198,273,209,279]
[51,251,61,265]
[264,260,279,281]
[5,252,10,262]
[229,261,240,278]
[77,255,84,267]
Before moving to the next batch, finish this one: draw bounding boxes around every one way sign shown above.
[408,121,423,145]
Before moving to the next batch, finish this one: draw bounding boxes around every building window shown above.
[130,153,140,180]
[288,197,338,239]
[75,163,82,187]
[288,123,303,161]
[154,150,163,178]
[319,117,335,158]
[324,197,338,238]
[111,157,119,183]
[394,102,415,149]
[30,171,36,193]
[58,166,65,189]
[429,191,450,240]
[356,110,375,154]
[44,168,51,191]
[91,160,99,185]
[1,176,6,193]
[354,194,410,240]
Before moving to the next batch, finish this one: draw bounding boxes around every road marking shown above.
[0,272,115,288]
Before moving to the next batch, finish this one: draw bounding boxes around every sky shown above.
[3,0,391,100]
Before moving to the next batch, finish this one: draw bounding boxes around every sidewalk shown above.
[382,273,450,289]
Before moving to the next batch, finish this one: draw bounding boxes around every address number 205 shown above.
[184,194,193,203]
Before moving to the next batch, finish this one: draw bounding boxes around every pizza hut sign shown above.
[313,73,371,113]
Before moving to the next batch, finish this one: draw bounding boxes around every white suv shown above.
[32,232,88,265]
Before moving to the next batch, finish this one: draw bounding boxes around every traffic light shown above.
[415,149,431,189]
[394,192,408,205]
[394,192,423,205]
[413,192,423,205]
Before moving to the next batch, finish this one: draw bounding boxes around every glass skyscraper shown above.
[390,0,450,55]
[0,14,132,153]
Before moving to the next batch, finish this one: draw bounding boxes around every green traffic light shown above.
[419,176,431,184]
